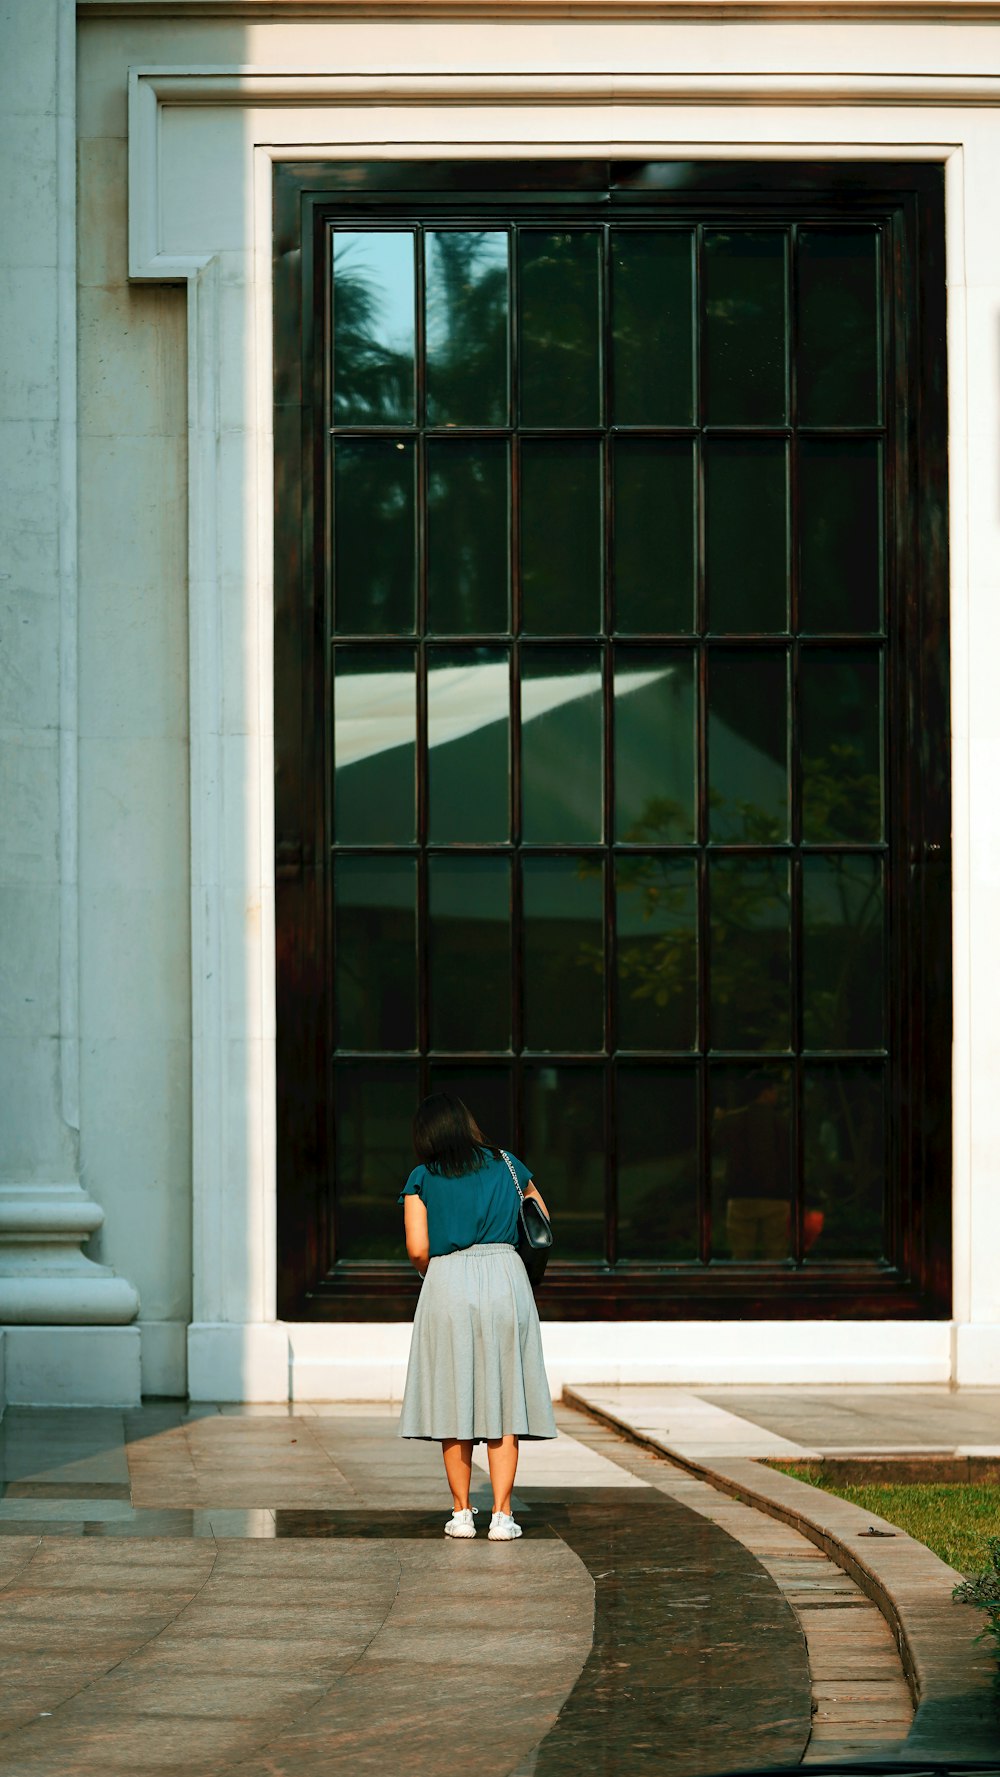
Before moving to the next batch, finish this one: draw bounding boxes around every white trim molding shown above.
[124,55,994,1397]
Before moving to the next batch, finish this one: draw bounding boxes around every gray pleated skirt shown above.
[399,1243,557,1443]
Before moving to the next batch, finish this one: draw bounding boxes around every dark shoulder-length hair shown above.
[412,1093,501,1178]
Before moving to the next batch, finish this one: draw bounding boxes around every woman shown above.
[398,1093,557,1541]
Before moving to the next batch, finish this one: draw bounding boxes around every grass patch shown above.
[775,1467,1000,1574]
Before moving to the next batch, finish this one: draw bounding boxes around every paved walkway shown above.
[0,1392,995,1774]
[0,1402,813,1776]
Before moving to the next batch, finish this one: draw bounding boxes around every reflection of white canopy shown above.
[334,663,670,769]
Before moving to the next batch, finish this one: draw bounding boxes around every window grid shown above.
[326,213,891,1273]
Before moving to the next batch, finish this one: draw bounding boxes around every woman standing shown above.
[398,1093,557,1541]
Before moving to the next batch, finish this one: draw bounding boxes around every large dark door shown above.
[274,162,950,1321]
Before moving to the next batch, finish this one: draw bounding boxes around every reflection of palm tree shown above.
[425,233,508,425]
[333,247,413,424]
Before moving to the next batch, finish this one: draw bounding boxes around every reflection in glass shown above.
[803,1064,885,1259]
[427,440,509,633]
[706,441,788,633]
[801,652,883,843]
[428,1065,513,1152]
[709,858,791,1051]
[703,230,787,425]
[521,441,602,634]
[800,440,881,633]
[335,857,416,1051]
[524,1064,605,1259]
[617,1067,698,1260]
[334,1062,418,1259]
[708,650,788,842]
[803,855,884,1051]
[710,1065,792,1259]
[332,232,415,425]
[614,441,694,634]
[522,648,602,843]
[429,856,511,1050]
[425,231,509,426]
[611,230,694,425]
[428,647,509,842]
[523,858,604,1052]
[519,231,601,427]
[615,647,695,842]
[334,440,416,635]
[798,229,880,427]
[333,648,415,843]
[616,857,697,1051]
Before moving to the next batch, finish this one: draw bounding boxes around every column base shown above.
[0,1325,141,1406]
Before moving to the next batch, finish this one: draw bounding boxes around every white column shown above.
[0,0,139,1400]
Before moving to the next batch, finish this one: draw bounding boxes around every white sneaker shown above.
[444,1507,477,1538]
[488,1511,523,1541]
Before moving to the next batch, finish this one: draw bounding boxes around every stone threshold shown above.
[564,1384,999,1762]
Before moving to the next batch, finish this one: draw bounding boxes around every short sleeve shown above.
[506,1153,533,1190]
[397,1165,426,1206]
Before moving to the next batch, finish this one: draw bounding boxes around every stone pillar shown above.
[0,0,140,1404]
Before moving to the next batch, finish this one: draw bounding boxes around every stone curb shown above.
[563,1385,998,1761]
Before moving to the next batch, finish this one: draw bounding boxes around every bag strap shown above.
[500,1149,524,1203]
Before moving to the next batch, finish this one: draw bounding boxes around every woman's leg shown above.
[442,1439,473,1512]
[486,1434,519,1516]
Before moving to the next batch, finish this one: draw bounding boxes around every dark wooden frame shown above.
[274,159,950,1322]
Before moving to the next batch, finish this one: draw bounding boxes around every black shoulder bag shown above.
[500,1150,553,1287]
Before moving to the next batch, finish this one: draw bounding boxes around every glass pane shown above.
[800,440,881,633]
[706,440,788,633]
[616,857,697,1050]
[803,855,885,1051]
[710,1065,792,1259]
[523,857,604,1051]
[334,440,415,635]
[427,440,509,633]
[522,647,603,844]
[524,1064,605,1259]
[617,1066,698,1260]
[429,856,511,1051]
[801,652,883,843]
[519,231,601,427]
[332,232,415,426]
[428,1065,513,1152]
[521,441,601,634]
[703,230,787,425]
[428,646,509,842]
[709,858,791,1051]
[333,648,415,843]
[798,229,880,427]
[334,1063,418,1260]
[614,440,694,634]
[335,858,416,1052]
[803,1064,885,1260]
[611,229,694,425]
[708,650,789,842]
[425,231,509,427]
[615,647,695,842]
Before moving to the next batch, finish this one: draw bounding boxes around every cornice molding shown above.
[133,65,1000,110]
[78,0,1000,20]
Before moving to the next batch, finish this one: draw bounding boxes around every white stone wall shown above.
[2,3,995,1400]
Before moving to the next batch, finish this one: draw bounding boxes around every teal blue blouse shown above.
[398,1148,533,1257]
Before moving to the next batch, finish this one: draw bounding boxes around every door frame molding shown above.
[124,61,976,1389]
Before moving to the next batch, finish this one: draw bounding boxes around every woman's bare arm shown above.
[523,1180,550,1219]
[403,1193,430,1276]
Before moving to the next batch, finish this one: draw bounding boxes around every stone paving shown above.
[0,1393,996,1774]
[568,1384,1000,1764]
[0,1401,814,1776]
